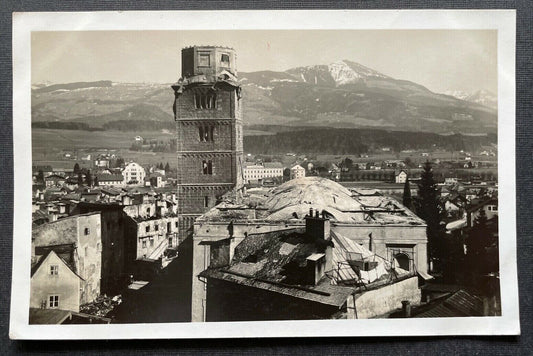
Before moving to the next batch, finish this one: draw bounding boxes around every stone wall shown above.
[354,275,421,319]
[75,213,102,304]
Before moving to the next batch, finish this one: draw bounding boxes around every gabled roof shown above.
[31,249,84,280]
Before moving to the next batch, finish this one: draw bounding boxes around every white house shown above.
[290,164,306,180]
[243,162,284,184]
[395,170,408,184]
[122,162,146,186]
[30,250,83,312]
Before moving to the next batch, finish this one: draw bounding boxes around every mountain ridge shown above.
[31,60,497,134]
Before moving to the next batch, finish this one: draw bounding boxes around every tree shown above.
[85,170,93,187]
[77,172,83,186]
[37,170,44,184]
[417,161,445,268]
[340,157,353,171]
[73,163,80,174]
[466,208,489,272]
[402,176,413,210]
[164,162,171,172]
[115,157,125,168]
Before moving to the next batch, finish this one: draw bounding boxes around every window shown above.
[142,240,147,248]
[155,224,159,231]
[167,222,171,232]
[145,225,150,233]
[199,125,215,142]
[194,93,217,109]
[220,53,230,66]
[168,237,173,248]
[84,246,88,256]
[202,160,213,175]
[49,295,59,308]
[198,53,210,67]
[175,221,179,228]
[50,265,58,276]
[150,239,154,247]
[204,196,209,208]
[84,227,90,235]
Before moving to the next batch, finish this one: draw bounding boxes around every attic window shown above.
[220,54,230,66]
[84,228,90,235]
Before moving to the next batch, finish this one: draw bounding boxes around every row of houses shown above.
[30,187,183,319]
[36,161,170,189]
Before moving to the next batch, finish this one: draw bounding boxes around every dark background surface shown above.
[1,1,531,354]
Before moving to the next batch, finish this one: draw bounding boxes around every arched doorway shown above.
[395,253,410,271]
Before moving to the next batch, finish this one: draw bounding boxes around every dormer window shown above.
[220,53,230,67]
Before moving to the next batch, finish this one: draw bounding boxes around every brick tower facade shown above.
[172,46,244,241]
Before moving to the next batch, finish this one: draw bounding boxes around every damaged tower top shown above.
[181,46,237,79]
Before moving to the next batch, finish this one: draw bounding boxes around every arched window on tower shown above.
[199,125,215,142]
[202,160,213,175]
[194,91,217,109]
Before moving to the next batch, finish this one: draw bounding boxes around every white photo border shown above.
[10,9,518,339]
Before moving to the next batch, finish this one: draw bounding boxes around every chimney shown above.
[306,253,326,285]
[401,300,411,317]
[305,209,330,241]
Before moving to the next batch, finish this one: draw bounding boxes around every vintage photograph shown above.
[11,10,519,338]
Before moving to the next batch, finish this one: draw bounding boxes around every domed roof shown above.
[263,177,364,222]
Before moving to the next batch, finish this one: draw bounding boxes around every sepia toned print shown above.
[11,10,518,338]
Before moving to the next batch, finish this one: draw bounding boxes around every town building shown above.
[96,174,124,187]
[395,170,408,184]
[290,164,306,180]
[32,212,102,305]
[44,174,66,188]
[198,210,421,321]
[122,162,146,186]
[30,250,83,312]
[466,198,498,227]
[191,177,428,321]
[243,162,284,184]
[171,45,244,239]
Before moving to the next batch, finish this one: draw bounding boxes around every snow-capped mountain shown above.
[444,89,497,109]
[32,60,497,134]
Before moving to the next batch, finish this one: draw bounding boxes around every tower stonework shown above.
[172,46,244,241]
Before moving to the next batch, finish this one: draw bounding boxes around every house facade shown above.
[395,170,407,184]
[30,250,83,312]
[32,212,102,304]
[243,162,284,184]
[290,164,306,179]
[122,162,146,186]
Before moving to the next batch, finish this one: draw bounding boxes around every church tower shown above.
[172,46,244,241]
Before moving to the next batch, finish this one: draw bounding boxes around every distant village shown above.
[30,46,499,325]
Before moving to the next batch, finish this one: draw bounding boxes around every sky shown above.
[31,30,497,94]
